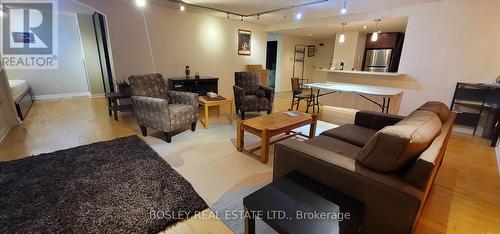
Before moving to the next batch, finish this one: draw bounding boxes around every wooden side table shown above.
[199,96,233,128]
[237,111,317,163]
[105,92,132,121]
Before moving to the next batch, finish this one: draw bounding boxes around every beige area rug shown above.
[141,117,338,206]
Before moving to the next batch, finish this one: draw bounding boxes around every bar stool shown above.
[291,78,319,113]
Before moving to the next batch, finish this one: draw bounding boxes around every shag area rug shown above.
[0,136,207,233]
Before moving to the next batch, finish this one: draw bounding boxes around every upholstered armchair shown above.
[128,73,198,143]
[233,72,274,119]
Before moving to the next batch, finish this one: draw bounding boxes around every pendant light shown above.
[339,22,347,43]
[371,19,381,42]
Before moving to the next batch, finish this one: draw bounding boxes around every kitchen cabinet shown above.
[365,33,400,49]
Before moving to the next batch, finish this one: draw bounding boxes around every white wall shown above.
[6,14,89,99]
[77,0,267,98]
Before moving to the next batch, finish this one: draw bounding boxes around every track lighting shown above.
[136,0,146,8]
[179,4,185,11]
[227,13,230,19]
[241,16,244,22]
[341,1,347,14]
[257,14,260,20]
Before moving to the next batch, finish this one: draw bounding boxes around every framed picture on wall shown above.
[238,29,251,56]
[307,45,316,57]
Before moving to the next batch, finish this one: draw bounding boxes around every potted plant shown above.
[116,80,131,95]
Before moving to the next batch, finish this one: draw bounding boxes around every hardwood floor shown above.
[0,96,499,233]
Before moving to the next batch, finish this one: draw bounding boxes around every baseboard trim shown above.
[0,125,11,144]
[34,92,90,101]
[90,93,105,99]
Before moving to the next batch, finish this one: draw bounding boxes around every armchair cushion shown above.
[169,91,199,113]
[243,95,270,112]
[321,124,377,147]
[255,89,266,98]
[168,104,197,130]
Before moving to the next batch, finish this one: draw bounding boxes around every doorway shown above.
[266,41,278,88]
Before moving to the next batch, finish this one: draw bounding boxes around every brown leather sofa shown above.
[274,102,456,234]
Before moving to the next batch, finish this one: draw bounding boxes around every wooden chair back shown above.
[291,78,301,95]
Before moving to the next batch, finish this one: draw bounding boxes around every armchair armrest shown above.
[233,85,245,107]
[131,96,171,132]
[274,139,423,234]
[354,110,405,130]
[260,85,274,109]
[169,91,199,110]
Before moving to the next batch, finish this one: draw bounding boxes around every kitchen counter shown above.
[319,69,406,77]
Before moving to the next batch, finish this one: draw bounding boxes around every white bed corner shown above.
[8,79,33,121]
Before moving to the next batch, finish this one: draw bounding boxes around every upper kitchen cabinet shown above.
[365,33,402,49]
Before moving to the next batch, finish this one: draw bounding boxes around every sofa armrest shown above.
[354,110,405,130]
[274,139,423,234]
[168,91,199,110]
[131,96,171,131]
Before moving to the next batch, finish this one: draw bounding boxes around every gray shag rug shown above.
[0,135,208,233]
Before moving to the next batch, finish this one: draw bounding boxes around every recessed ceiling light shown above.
[307,34,313,37]
[136,0,146,7]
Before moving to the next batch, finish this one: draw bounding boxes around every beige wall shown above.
[77,0,267,98]
[6,14,89,99]
[332,31,366,71]
[77,14,105,96]
[322,0,500,115]
[395,0,500,114]
[269,34,314,92]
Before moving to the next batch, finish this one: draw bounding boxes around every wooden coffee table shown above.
[199,96,233,128]
[237,111,318,163]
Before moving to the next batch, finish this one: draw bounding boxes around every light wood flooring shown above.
[0,95,499,233]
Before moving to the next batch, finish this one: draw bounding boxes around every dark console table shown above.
[450,83,500,136]
[168,77,218,96]
[243,172,363,234]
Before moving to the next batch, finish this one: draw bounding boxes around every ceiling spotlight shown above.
[363,25,367,29]
[340,1,347,14]
[307,33,313,37]
[241,16,244,22]
[227,13,230,19]
[179,4,185,11]
[257,14,260,20]
[295,12,302,20]
[136,0,146,8]
[284,12,288,19]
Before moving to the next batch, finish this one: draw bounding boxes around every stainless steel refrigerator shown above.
[363,49,392,72]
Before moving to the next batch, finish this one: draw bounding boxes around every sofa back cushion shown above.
[417,101,450,123]
[356,110,442,173]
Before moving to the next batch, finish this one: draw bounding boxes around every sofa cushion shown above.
[356,110,442,173]
[417,101,450,123]
[320,124,378,147]
[305,135,362,159]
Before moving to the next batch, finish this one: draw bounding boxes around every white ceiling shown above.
[273,16,408,39]
[150,0,438,25]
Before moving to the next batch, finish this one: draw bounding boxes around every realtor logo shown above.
[1,1,58,69]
